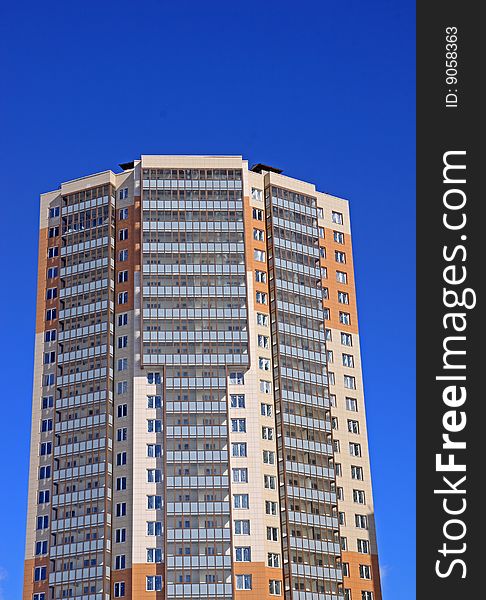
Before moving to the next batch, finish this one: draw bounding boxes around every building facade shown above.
[24,156,381,600]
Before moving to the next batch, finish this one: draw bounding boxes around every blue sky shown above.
[0,1,415,598]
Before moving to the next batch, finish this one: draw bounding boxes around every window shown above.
[46,288,57,301]
[47,246,59,258]
[344,590,352,600]
[254,249,266,262]
[253,228,265,241]
[118,335,128,349]
[328,371,335,385]
[334,230,345,243]
[257,312,269,326]
[236,574,252,590]
[118,313,128,327]
[336,270,348,284]
[340,537,348,551]
[252,208,264,220]
[359,564,372,579]
[337,487,344,501]
[263,450,275,465]
[346,397,358,411]
[327,350,334,363]
[47,267,58,279]
[234,520,250,535]
[147,372,162,384]
[329,394,337,407]
[261,403,272,417]
[147,419,162,433]
[35,540,48,555]
[117,404,128,418]
[362,592,374,600]
[48,226,59,238]
[147,548,163,563]
[267,527,279,541]
[348,419,360,434]
[37,515,49,529]
[357,539,370,554]
[323,308,330,320]
[116,452,127,466]
[267,553,280,568]
[353,489,366,504]
[147,395,162,409]
[255,270,267,283]
[147,495,162,509]
[266,501,278,515]
[349,442,362,457]
[119,207,129,221]
[146,576,163,591]
[39,466,51,479]
[116,477,127,491]
[43,374,55,386]
[115,555,126,570]
[233,468,248,483]
[319,226,325,239]
[117,381,128,395]
[335,463,342,476]
[231,418,246,433]
[333,439,340,453]
[147,444,162,458]
[230,394,245,408]
[341,332,353,346]
[269,580,282,595]
[262,426,274,440]
[44,351,56,364]
[325,328,332,341]
[343,354,355,367]
[259,357,270,370]
[117,428,127,441]
[34,566,47,581]
[33,593,45,600]
[46,308,56,321]
[335,251,346,264]
[229,372,244,385]
[38,490,50,504]
[116,503,127,517]
[147,521,163,536]
[119,228,128,241]
[118,291,128,305]
[233,494,249,509]
[251,187,263,202]
[117,358,128,371]
[264,475,277,489]
[331,417,338,430]
[235,546,251,562]
[114,582,125,597]
[319,247,326,260]
[338,291,350,304]
[344,375,356,389]
[232,442,247,457]
[355,514,368,529]
[41,419,53,432]
[260,380,272,394]
[49,206,60,218]
[332,211,343,224]
[147,469,162,483]
[118,270,129,283]
[119,189,129,201]
[119,249,128,262]
[256,290,268,305]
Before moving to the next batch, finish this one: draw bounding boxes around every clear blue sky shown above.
[0,1,415,598]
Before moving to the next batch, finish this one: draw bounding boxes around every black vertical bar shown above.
[417,3,482,598]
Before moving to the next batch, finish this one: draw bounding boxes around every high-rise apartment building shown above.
[24,156,381,600]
